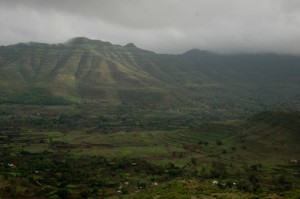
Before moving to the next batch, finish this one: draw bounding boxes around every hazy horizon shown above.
[1,0,300,55]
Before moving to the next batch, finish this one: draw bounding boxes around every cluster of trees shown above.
[1,150,298,198]
[0,154,190,198]
[0,112,200,133]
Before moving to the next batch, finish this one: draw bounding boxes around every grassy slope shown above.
[2,111,299,167]
[0,38,300,122]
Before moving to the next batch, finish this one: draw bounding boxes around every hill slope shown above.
[0,37,300,126]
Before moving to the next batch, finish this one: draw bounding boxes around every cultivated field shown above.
[1,112,300,198]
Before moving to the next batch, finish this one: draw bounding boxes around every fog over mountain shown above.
[1,0,300,54]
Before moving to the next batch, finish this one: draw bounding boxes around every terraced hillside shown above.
[1,111,299,198]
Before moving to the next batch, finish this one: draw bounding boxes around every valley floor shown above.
[0,113,300,198]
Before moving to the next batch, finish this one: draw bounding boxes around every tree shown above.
[210,161,227,178]
[57,188,69,199]
[216,140,223,145]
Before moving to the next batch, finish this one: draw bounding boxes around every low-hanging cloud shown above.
[0,0,300,54]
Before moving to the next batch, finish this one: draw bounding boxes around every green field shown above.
[0,111,300,198]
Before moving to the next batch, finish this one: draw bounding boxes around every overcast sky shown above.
[1,0,300,54]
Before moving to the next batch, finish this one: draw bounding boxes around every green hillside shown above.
[0,37,300,128]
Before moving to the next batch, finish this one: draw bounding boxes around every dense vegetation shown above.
[0,111,299,198]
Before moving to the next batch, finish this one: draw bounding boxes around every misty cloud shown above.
[0,0,300,54]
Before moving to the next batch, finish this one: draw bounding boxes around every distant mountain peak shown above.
[65,37,112,46]
[66,37,91,44]
[124,43,137,48]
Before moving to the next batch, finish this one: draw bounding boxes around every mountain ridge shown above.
[0,37,300,122]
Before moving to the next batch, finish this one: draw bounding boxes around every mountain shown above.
[0,37,300,128]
